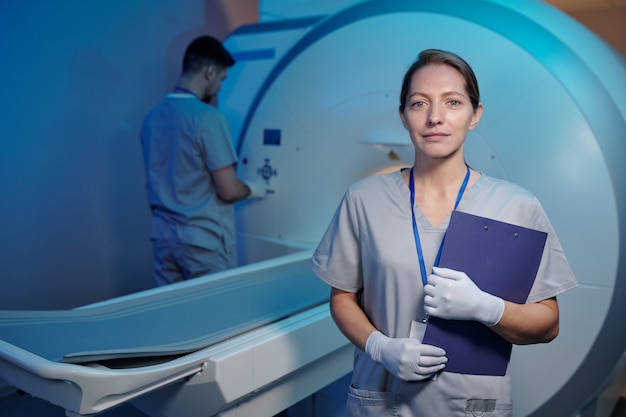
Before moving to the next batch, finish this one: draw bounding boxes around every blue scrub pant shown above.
[152,239,236,286]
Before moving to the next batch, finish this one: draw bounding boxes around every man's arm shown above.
[212,164,252,203]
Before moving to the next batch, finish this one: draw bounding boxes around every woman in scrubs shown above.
[310,49,577,416]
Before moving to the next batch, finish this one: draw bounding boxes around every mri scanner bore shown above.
[0,1,624,416]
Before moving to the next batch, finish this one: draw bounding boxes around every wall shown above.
[0,0,258,310]
[567,6,626,56]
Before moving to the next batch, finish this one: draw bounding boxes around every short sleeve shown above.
[525,197,578,303]
[310,189,363,292]
[198,110,237,172]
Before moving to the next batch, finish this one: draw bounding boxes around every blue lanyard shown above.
[409,166,470,286]
[174,86,199,99]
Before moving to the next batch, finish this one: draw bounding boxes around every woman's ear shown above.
[469,103,484,130]
[399,109,409,130]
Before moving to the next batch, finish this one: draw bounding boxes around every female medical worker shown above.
[310,49,577,416]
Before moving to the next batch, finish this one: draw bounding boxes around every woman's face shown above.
[399,63,482,162]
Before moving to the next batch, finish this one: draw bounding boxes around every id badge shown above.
[409,315,428,342]
[409,315,440,381]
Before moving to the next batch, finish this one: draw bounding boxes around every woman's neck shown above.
[411,156,468,188]
[407,159,473,228]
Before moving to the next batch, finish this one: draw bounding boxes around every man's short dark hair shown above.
[182,35,235,74]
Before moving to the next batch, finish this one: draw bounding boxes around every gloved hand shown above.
[245,180,268,199]
[424,266,505,327]
[365,330,447,381]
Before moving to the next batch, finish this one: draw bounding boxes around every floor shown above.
[0,392,148,417]
[0,387,625,417]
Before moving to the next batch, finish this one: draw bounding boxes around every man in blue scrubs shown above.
[141,36,266,286]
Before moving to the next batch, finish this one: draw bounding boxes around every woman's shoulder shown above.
[347,169,404,195]
[469,173,547,226]
[339,170,407,210]
[479,173,536,200]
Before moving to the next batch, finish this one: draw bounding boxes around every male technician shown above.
[141,35,266,286]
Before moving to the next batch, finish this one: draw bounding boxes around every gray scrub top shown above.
[141,94,238,251]
[311,170,577,416]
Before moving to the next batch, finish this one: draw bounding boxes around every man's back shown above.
[141,93,237,252]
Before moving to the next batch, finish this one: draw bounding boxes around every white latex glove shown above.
[424,266,505,327]
[245,180,267,199]
[365,330,447,381]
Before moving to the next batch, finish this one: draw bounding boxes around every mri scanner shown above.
[0,0,625,416]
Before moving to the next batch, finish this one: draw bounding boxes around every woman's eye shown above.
[412,101,425,108]
[449,99,460,106]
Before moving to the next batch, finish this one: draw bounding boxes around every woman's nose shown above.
[427,104,443,125]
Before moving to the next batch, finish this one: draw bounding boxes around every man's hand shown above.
[245,180,268,199]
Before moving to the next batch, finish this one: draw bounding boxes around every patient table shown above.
[0,251,352,416]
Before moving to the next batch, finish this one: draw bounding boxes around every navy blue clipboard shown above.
[421,210,547,376]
